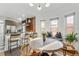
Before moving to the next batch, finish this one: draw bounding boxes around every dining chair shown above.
[53,42,79,56]
[73,40,79,55]
[61,42,79,56]
[20,44,31,56]
[31,50,41,56]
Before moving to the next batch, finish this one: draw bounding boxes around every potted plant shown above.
[66,32,78,45]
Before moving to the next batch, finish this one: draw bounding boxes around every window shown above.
[50,18,58,37]
[66,13,74,34]
[40,20,46,32]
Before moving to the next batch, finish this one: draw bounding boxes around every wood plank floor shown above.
[4,47,21,56]
[0,47,77,56]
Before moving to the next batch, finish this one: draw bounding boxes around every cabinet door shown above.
[26,17,36,32]
[0,20,4,51]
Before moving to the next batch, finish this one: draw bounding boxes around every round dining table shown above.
[29,37,63,51]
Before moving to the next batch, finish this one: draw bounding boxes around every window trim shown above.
[50,17,59,36]
[50,17,59,27]
[65,12,75,34]
[50,17,59,21]
[65,12,75,17]
[40,20,46,32]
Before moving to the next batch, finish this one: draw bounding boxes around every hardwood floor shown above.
[0,47,77,56]
[4,47,21,56]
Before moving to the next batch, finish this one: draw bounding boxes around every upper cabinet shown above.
[22,16,36,32]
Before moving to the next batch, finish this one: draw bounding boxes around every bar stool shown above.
[8,34,19,53]
[20,33,30,45]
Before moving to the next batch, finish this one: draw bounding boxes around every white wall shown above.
[36,4,79,38]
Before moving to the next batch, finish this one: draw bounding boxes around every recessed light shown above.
[29,3,34,7]
[45,3,50,7]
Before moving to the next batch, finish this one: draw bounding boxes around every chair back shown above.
[20,44,31,56]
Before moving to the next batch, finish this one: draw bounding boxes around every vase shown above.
[42,34,46,42]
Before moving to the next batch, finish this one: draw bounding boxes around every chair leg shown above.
[9,42,11,53]
[8,41,11,53]
[63,49,66,56]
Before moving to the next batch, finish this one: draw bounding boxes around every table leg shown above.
[51,51,54,56]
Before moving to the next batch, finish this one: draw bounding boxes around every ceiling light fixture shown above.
[29,3,34,7]
[45,3,50,7]
[37,5,42,10]
[29,3,50,11]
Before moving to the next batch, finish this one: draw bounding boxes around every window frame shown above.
[40,20,46,32]
[50,17,59,36]
[65,12,75,34]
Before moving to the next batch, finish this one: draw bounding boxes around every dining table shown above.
[29,37,63,55]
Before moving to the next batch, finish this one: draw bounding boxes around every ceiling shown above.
[0,3,79,21]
